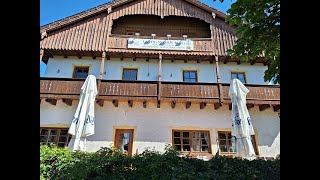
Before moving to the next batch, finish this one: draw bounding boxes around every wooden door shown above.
[114,129,134,156]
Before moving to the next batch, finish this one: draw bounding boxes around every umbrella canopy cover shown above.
[229,79,256,159]
[68,75,97,151]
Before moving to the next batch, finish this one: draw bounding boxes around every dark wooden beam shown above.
[112,99,119,107]
[106,53,110,60]
[146,57,149,62]
[184,58,188,63]
[210,60,214,64]
[45,99,57,106]
[237,59,241,65]
[75,51,82,59]
[259,104,271,111]
[120,53,124,61]
[46,49,54,58]
[62,98,72,106]
[143,100,147,108]
[60,50,68,58]
[171,101,176,109]
[214,102,222,110]
[250,58,257,65]
[128,100,133,107]
[171,56,175,63]
[273,105,280,112]
[133,55,136,61]
[96,99,104,107]
[223,56,229,64]
[263,59,271,66]
[246,103,254,110]
[229,104,232,110]
[186,101,191,109]
[200,102,207,109]
[91,52,96,59]
[197,56,202,63]
[157,100,161,108]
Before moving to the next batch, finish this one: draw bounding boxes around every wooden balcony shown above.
[40,78,280,111]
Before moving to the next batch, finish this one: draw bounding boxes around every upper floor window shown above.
[172,130,211,153]
[73,66,89,79]
[217,131,259,156]
[40,128,72,148]
[123,68,138,81]
[183,71,197,83]
[231,72,246,84]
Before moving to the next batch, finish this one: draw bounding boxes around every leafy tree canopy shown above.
[215,0,280,84]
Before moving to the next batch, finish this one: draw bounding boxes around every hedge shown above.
[40,145,280,180]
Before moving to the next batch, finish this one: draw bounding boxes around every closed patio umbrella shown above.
[229,79,256,160]
[67,75,97,151]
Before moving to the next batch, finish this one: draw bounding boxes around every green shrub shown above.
[40,145,280,180]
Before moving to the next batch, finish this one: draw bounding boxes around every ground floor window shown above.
[217,131,259,155]
[172,130,211,153]
[40,128,72,148]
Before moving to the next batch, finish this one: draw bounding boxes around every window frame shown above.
[230,72,247,84]
[217,130,259,156]
[40,127,72,148]
[72,66,90,79]
[183,70,198,83]
[122,68,138,81]
[172,130,211,154]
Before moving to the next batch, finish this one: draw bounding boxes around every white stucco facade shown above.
[40,100,280,158]
[44,56,270,84]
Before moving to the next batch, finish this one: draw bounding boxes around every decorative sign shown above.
[127,38,193,51]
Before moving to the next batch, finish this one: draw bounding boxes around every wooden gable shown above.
[40,0,237,57]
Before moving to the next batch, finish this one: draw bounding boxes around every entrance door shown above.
[114,129,134,156]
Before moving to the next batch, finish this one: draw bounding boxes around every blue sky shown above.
[40,0,234,76]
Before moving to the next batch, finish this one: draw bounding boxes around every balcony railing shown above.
[40,78,280,106]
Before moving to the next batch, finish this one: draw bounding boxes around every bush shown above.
[40,145,280,180]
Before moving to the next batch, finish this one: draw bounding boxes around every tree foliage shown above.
[40,145,280,180]
[215,0,280,84]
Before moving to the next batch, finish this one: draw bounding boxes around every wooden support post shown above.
[246,103,254,110]
[157,100,161,108]
[158,54,162,101]
[112,99,119,107]
[40,49,44,63]
[214,102,222,110]
[215,55,224,107]
[97,51,106,94]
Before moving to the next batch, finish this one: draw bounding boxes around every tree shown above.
[215,0,280,84]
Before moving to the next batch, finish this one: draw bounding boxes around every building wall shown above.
[45,57,270,84]
[40,101,280,158]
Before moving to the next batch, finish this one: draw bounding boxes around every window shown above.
[73,66,89,78]
[172,130,211,153]
[183,71,197,83]
[217,131,236,153]
[123,68,138,80]
[217,131,259,155]
[40,128,72,148]
[231,72,246,84]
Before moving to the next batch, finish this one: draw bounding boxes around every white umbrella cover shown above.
[68,75,97,151]
[229,79,256,159]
